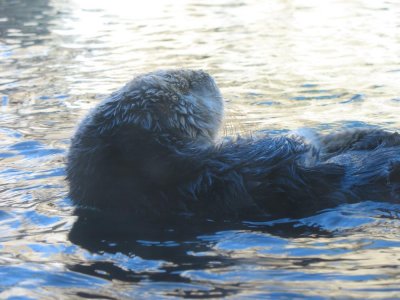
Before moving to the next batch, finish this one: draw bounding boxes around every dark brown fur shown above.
[67,69,400,220]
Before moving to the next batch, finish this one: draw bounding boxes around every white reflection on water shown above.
[45,0,400,133]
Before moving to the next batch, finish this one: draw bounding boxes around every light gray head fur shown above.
[93,69,224,145]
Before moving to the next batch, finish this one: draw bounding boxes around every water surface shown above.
[1,0,400,299]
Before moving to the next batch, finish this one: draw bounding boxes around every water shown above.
[1,0,400,298]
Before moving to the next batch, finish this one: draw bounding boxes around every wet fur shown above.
[67,70,400,219]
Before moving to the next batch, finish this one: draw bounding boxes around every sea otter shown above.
[66,69,400,219]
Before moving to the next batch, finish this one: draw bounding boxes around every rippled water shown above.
[1,0,400,298]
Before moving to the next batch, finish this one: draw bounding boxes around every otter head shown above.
[101,69,224,146]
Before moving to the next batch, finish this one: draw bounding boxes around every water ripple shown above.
[1,0,400,298]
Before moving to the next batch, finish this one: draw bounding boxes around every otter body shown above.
[67,70,400,219]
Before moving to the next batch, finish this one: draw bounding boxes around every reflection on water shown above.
[0,0,400,298]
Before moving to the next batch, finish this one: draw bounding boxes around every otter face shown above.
[170,69,224,143]
[97,69,224,146]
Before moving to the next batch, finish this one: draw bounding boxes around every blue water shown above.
[1,0,400,298]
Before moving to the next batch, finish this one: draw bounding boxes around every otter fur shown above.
[66,69,400,219]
